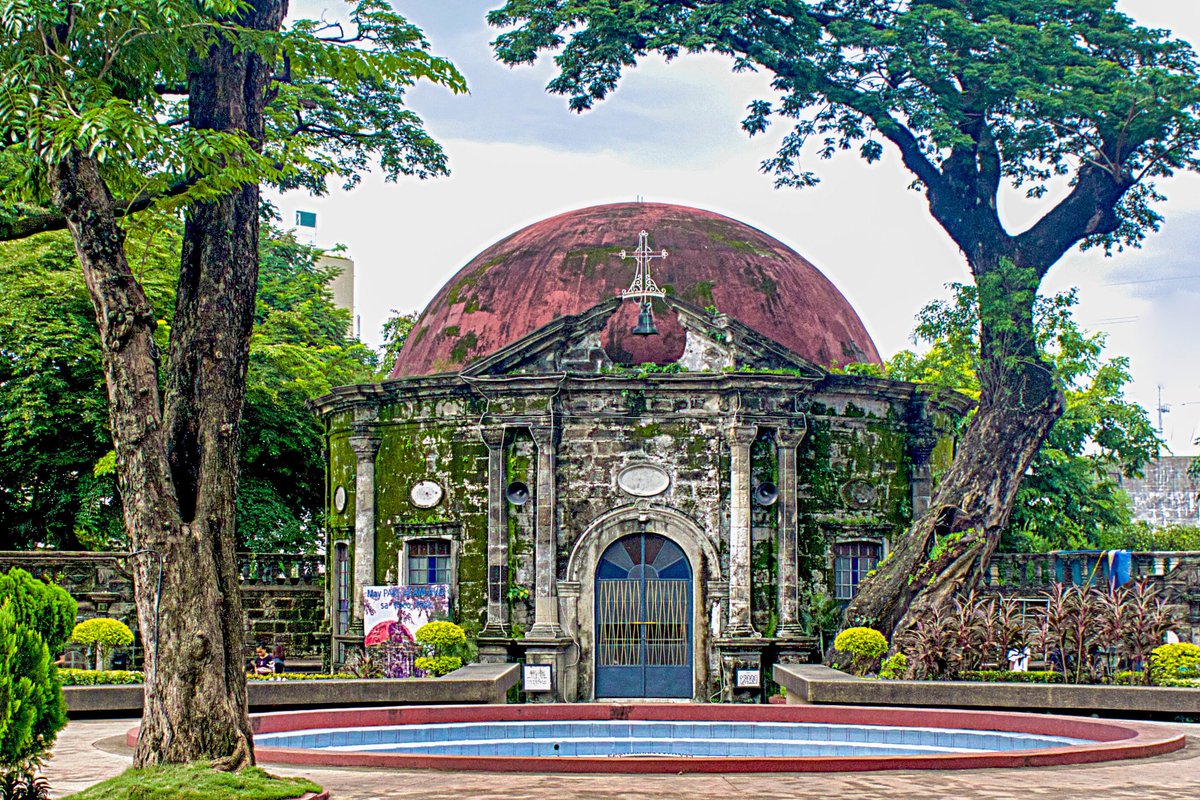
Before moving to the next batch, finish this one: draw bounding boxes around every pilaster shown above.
[348,428,381,621]
[726,422,758,636]
[774,421,808,639]
[481,425,508,636]
[527,424,564,639]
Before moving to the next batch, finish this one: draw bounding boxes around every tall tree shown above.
[0,0,463,768]
[488,0,1200,636]
[888,285,1161,552]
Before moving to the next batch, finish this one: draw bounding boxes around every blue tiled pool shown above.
[255,720,1089,758]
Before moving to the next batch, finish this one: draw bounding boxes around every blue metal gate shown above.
[595,533,692,698]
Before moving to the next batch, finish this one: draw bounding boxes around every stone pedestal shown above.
[476,635,514,665]
[716,637,770,703]
[520,638,576,702]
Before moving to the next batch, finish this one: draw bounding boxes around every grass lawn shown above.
[61,764,321,800]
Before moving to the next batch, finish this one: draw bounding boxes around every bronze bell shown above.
[631,301,658,336]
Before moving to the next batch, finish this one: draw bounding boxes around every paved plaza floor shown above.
[45,717,1200,800]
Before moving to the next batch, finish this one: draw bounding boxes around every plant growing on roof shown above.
[70,619,134,672]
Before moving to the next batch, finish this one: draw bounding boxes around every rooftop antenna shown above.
[616,230,667,336]
[1157,385,1170,435]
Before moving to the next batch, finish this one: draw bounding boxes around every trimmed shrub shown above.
[833,627,888,676]
[0,601,66,772]
[960,670,1064,684]
[70,618,134,671]
[57,670,144,687]
[0,569,76,655]
[879,653,909,680]
[414,656,463,677]
[414,621,466,652]
[1149,642,1200,686]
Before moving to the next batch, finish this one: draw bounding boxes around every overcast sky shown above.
[276,1,1200,456]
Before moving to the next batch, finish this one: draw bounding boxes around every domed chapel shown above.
[314,202,966,701]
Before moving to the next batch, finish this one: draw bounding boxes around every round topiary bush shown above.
[1149,642,1200,685]
[414,621,466,653]
[70,618,134,671]
[833,627,889,676]
[414,656,463,677]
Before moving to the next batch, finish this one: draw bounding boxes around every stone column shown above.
[349,429,381,622]
[482,426,508,636]
[726,422,758,636]
[775,422,808,639]
[527,425,564,639]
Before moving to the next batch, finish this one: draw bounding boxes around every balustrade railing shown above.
[985,551,1200,592]
[237,552,325,587]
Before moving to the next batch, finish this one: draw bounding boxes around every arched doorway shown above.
[595,532,692,698]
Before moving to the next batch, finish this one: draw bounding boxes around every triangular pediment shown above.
[460,296,826,378]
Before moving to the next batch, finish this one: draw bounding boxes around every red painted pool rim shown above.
[126,704,1185,774]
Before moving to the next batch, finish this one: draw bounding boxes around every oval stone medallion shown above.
[617,464,671,497]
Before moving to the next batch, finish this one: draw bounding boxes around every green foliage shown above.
[0,1,466,236]
[413,656,462,677]
[0,224,375,552]
[70,618,133,670]
[414,621,466,654]
[69,619,133,649]
[60,764,320,800]
[0,570,76,655]
[0,601,66,772]
[491,1,1200,254]
[960,670,1064,684]
[1149,643,1200,686]
[833,627,888,676]
[887,284,1161,552]
[879,652,909,681]
[56,670,142,687]
[1098,523,1200,552]
[378,311,418,378]
[245,672,354,682]
[799,590,842,654]
[0,771,50,800]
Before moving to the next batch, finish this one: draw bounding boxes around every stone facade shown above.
[1117,457,1200,528]
[315,296,966,700]
[0,551,327,668]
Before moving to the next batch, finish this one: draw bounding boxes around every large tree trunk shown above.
[49,151,254,766]
[844,259,1065,638]
[133,0,286,769]
[48,0,286,771]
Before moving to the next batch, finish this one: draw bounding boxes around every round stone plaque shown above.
[333,485,347,512]
[617,464,670,497]
[410,480,444,508]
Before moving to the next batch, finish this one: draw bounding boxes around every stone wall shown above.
[0,551,327,667]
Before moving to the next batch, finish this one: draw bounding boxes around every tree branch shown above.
[0,178,196,242]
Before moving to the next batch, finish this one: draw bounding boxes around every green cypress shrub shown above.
[0,569,76,654]
[0,601,67,772]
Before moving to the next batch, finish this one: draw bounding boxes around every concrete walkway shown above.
[45,717,1200,799]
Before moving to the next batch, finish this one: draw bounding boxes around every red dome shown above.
[391,203,880,376]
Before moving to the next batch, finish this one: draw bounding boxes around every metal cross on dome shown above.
[617,230,668,303]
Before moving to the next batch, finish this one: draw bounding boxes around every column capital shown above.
[726,423,758,447]
[530,424,557,449]
[774,419,808,448]
[349,431,381,461]
[479,424,506,449]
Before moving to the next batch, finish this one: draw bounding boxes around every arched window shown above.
[407,539,452,586]
[833,541,882,600]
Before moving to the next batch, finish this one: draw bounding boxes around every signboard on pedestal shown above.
[362,584,450,677]
[735,669,761,689]
[523,664,553,692]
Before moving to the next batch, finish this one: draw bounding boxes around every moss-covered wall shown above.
[506,431,536,634]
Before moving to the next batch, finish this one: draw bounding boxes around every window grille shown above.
[407,539,452,586]
[834,541,881,600]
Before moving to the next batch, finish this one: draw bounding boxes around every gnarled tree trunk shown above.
[844,258,1064,638]
[48,0,286,770]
